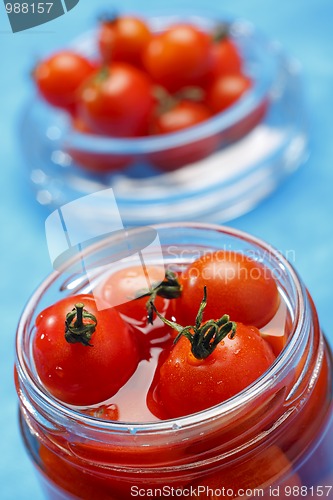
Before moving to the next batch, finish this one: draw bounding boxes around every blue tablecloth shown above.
[1,1,332,498]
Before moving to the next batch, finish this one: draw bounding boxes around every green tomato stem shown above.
[213,22,231,43]
[151,286,237,360]
[135,270,182,325]
[65,303,97,347]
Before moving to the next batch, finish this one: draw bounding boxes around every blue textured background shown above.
[1,1,332,498]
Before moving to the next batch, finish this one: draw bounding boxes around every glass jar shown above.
[15,223,332,499]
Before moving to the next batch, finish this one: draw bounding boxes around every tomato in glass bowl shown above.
[20,10,308,225]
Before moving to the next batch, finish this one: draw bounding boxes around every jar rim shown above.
[16,222,306,436]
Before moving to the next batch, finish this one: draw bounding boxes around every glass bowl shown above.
[20,12,308,225]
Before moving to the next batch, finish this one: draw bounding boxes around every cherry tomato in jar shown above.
[39,445,117,500]
[41,439,188,499]
[95,266,181,326]
[77,63,155,137]
[143,24,211,92]
[33,294,139,406]
[157,324,275,418]
[98,15,152,67]
[177,250,280,329]
[68,117,132,173]
[153,288,276,418]
[34,51,95,114]
[206,73,252,114]
[191,445,301,497]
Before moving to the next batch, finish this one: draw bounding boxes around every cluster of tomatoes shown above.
[34,15,253,173]
[33,250,282,420]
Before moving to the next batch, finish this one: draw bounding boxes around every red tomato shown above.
[209,36,242,79]
[40,441,186,499]
[39,445,117,500]
[33,294,139,406]
[68,117,132,173]
[156,320,275,418]
[99,16,152,67]
[34,51,95,113]
[77,63,155,137]
[149,100,219,171]
[206,73,252,113]
[143,24,211,92]
[151,100,212,134]
[178,251,280,329]
[191,445,301,497]
[95,266,180,325]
